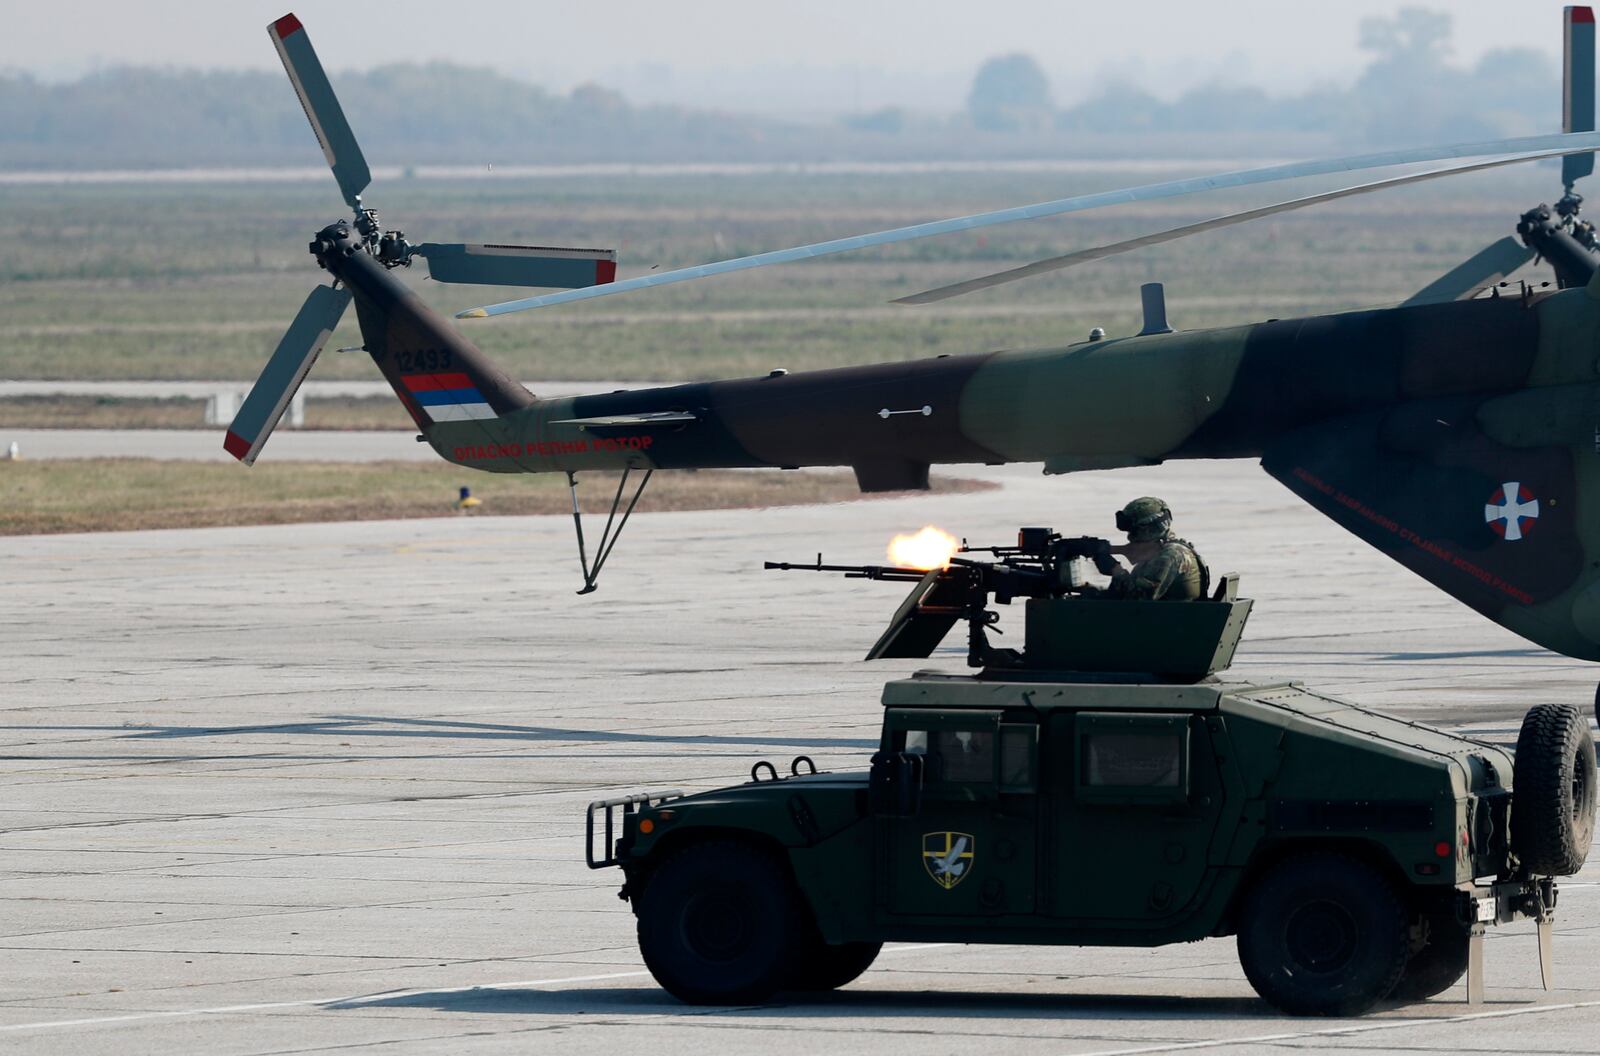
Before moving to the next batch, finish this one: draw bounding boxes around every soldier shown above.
[1089,496,1209,601]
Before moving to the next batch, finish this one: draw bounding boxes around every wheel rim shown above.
[681,888,754,963]
[1285,899,1358,974]
[1571,748,1587,821]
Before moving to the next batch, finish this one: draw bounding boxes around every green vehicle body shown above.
[606,668,1510,948]
[587,594,1581,1011]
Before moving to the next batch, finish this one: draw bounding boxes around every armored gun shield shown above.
[867,569,971,660]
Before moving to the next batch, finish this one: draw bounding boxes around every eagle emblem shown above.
[922,831,975,889]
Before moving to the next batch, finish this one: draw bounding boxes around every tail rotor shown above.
[229,12,617,464]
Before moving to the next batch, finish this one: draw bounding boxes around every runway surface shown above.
[4,459,1599,1054]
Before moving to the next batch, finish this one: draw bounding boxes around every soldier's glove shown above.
[1090,542,1119,576]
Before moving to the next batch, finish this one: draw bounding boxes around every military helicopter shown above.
[236,9,1600,663]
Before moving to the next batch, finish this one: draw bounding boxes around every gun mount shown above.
[767,527,1251,681]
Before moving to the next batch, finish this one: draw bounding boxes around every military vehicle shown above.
[586,531,1597,1015]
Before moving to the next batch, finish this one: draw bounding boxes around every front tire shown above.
[1512,703,1597,876]
[637,840,803,1005]
[1236,853,1409,1016]
[787,934,881,991]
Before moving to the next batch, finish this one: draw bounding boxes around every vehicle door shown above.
[1045,710,1234,926]
[874,708,1039,920]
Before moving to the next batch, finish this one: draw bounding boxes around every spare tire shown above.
[1512,703,1597,876]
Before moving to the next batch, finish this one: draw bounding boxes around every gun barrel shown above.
[764,560,929,581]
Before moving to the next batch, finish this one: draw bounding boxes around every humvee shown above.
[586,531,1596,1015]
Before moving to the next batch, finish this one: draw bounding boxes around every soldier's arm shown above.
[1111,551,1180,600]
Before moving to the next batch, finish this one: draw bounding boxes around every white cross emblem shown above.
[1485,481,1539,541]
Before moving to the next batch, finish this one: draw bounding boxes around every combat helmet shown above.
[1116,496,1172,543]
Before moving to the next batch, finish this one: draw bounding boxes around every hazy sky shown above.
[0,1,1572,115]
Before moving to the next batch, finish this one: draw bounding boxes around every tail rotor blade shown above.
[225,284,352,465]
[414,243,617,289]
[1401,237,1536,307]
[269,13,371,211]
[1567,6,1596,188]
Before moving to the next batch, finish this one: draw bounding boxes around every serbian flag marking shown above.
[401,373,497,422]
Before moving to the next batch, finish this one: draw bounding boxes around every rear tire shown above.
[1236,852,1409,1016]
[1512,703,1597,876]
[1390,899,1469,1002]
[637,840,803,1005]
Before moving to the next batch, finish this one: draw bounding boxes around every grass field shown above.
[0,460,990,535]
[0,395,413,430]
[0,164,1565,385]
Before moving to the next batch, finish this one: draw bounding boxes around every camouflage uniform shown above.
[1098,496,1208,601]
[1107,536,1206,601]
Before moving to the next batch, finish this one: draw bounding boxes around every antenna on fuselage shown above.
[1138,282,1175,336]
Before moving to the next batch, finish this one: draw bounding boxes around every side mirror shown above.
[869,751,925,817]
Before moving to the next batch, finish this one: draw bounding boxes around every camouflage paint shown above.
[325,227,1600,661]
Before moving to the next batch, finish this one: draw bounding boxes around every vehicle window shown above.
[998,723,1037,792]
[935,730,993,783]
[897,728,994,783]
[1084,732,1181,787]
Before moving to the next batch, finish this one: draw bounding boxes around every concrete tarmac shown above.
[3,460,1599,1054]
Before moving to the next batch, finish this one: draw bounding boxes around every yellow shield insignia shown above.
[922,831,975,889]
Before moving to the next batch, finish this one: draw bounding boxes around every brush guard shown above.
[567,467,653,594]
[587,789,682,869]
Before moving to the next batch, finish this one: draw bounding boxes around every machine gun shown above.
[766,527,1117,667]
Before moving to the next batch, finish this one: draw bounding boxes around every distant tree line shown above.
[0,63,808,168]
[0,8,1565,169]
[969,8,1558,143]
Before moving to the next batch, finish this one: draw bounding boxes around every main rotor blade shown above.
[225,284,351,465]
[269,13,371,212]
[895,151,1556,305]
[415,243,617,289]
[1400,237,1536,307]
[456,130,1600,319]
[1566,6,1596,188]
